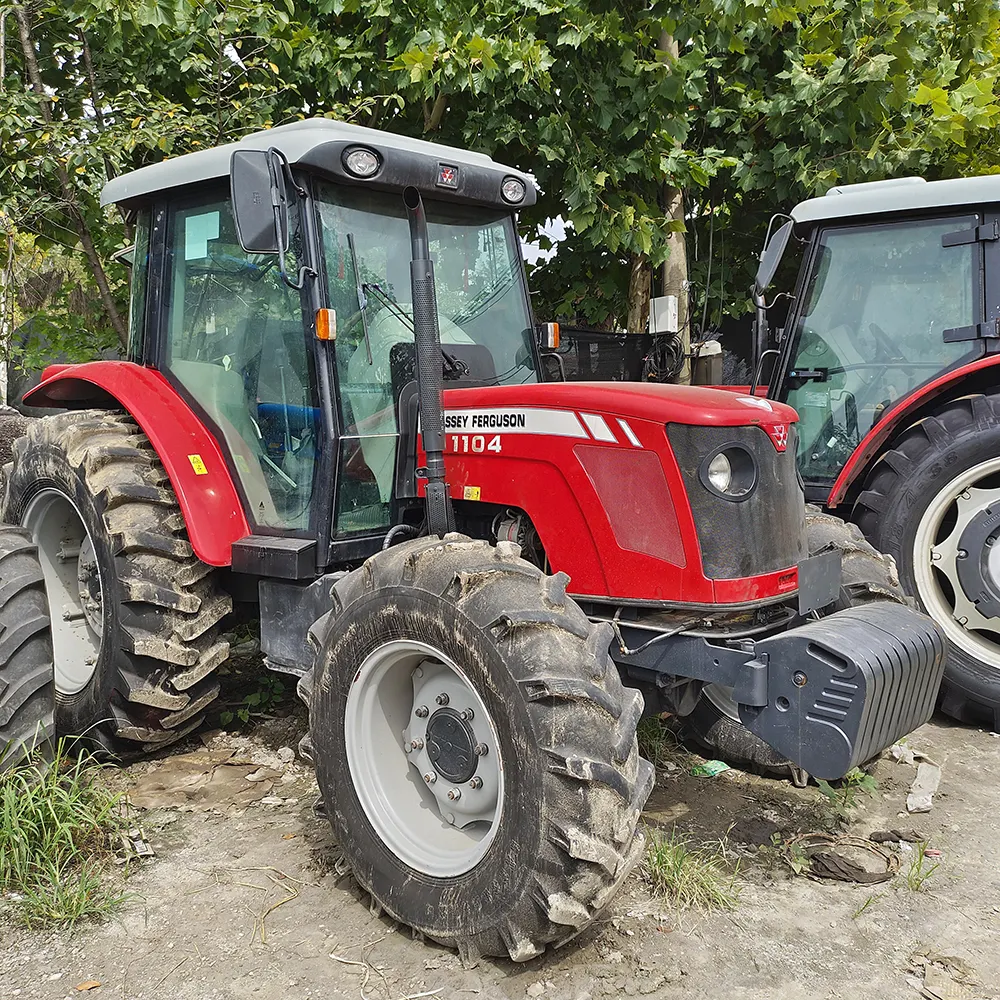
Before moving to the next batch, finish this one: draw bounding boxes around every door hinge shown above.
[944,318,1000,343]
[942,220,1000,247]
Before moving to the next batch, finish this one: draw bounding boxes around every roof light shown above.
[343,147,380,178]
[501,176,526,204]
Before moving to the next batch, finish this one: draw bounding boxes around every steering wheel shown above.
[868,322,906,364]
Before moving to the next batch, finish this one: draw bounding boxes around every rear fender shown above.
[828,354,1000,508]
[23,361,250,566]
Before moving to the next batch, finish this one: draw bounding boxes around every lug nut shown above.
[410,738,424,750]
[447,788,462,801]
[469,776,483,790]
[435,692,450,706]
[793,671,808,687]
[460,708,474,721]
[423,772,436,784]
[474,743,489,757]
[414,705,429,718]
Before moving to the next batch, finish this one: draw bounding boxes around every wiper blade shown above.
[347,233,372,365]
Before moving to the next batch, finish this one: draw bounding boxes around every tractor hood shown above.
[441,381,799,433]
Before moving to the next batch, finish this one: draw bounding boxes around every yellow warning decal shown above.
[188,454,208,476]
[463,485,481,501]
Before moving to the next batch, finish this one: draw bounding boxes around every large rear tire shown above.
[684,507,907,775]
[2,411,230,756]
[855,394,1000,729]
[0,525,55,769]
[304,534,653,962]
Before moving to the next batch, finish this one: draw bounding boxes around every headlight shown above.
[343,147,381,178]
[707,452,732,493]
[700,445,758,501]
[501,176,526,204]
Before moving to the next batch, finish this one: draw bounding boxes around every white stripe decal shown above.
[442,407,588,438]
[617,418,642,447]
[580,413,617,442]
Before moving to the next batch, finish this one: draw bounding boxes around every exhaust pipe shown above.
[403,186,455,538]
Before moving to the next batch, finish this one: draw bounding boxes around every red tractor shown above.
[741,176,1000,738]
[0,121,945,960]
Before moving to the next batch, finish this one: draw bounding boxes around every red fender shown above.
[23,361,250,566]
[827,355,1000,508]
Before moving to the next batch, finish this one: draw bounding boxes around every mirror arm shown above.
[265,146,316,291]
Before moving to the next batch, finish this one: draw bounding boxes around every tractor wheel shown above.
[304,534,653,962]
[0,525,55,769]
[684,506,907,776]
[1,411,230,756]
[856,393,1000,729]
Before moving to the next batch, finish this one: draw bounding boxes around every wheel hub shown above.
[425,708,477,783]
[915,462,1000,670]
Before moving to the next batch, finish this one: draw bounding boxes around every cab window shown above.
[162,192,320,532]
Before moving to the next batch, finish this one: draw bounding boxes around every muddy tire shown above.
[0,525,55,769]
[856,394,1000,729]
[684,507,907,775]
[304,534,653,962]
[1,411,230,756]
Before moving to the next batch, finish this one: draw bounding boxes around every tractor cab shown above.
[753,175,1000,498]
[102,120,539,552]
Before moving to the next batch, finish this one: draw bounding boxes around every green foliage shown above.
[816,767,879,826]
[3,0,1000,358]
[219,671,286,727]
[905,843,940,891]
[0,741,129,928]
[642,829,741,911]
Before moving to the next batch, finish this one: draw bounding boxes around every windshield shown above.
[784,216,978,484]
[316,182,536,528]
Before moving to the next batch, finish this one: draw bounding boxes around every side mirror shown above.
[755,219,793,296]
[535,322,560,351]
[230,148,289,254]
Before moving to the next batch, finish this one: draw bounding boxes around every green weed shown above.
[642,829,741,912]
[905,844,939,892]
[220,671,286,726]
[816,767,878,826]
[0,741,129,927]
[637,717,693,771]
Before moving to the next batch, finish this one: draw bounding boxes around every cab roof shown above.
[101,118,534,208]
[791,173,1000,227]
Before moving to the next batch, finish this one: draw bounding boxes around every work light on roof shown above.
[501,176,526,204]
[343,147,380,178]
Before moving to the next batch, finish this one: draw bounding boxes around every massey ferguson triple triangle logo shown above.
[767,424,789,452]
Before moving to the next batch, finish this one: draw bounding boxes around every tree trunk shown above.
[662,184,690,383]
[626,252,651,336]
[12,5,127,349]
[658,31,690,384]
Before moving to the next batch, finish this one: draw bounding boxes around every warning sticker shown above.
[463,486,482,500]
[188,454,208,476]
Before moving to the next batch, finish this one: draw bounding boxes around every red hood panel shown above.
[442,381,798,428]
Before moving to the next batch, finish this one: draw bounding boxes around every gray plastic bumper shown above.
[740,603,946,780]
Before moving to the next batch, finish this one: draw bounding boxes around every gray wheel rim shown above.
[343,639,505,877]
[22,490,103,696]
[703,683,740,722]
[914,456,1000,671]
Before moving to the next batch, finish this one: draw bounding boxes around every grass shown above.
[816,767,878,827]
[0,740,130,928]
[905,843,940,892]
[641,829,741,912]
[636,717,694,771]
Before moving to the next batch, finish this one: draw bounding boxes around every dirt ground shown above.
[2,712,1000,1000]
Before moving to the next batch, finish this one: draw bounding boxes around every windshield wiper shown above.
[363,281,469,379]
[347,233,373,365]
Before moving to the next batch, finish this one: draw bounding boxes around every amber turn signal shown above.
[316,308,336,341]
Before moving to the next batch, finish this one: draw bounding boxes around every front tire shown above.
[684,507,907,775]
[2,411,230,755]
[304,534,653,962]
[856,394,1000,729]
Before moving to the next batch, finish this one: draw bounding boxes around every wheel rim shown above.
[22,490,103,695]
[343,639,505,877]
[913,456,1000,671]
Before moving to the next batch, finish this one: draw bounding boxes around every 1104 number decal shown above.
[449,435,502,454]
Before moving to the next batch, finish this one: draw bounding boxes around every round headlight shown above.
[707,452,732,493]
[344,147,380,178]
[700,445,758,501]
[501,176,526,204]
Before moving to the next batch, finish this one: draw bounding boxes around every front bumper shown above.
[741,603,946,779]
